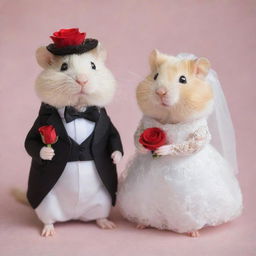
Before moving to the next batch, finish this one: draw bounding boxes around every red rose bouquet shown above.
[38,125,58,148]
[139,127,167,158]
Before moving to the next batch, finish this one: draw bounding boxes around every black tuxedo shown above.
[25,103,123,209]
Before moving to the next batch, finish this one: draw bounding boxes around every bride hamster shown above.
[25,28,123,237]
[118,50,242,237]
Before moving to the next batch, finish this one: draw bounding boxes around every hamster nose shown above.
[155,88,167,96]
[76,79,88,86]
[76,74,88,86]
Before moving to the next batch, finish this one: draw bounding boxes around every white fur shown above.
[35,47,116,109]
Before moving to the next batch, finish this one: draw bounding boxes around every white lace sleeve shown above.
[134,119,145,150]
[169,126,211,156]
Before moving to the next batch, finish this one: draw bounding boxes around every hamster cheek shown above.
[180,80,213,113]
[35,76,80,108]
[136,79,155,105]
[83,84,96,94]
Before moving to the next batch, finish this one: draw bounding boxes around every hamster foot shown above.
[136,224,147,229]
[41,224,55,237]
[187,230,200,238]
[96,218,117,229]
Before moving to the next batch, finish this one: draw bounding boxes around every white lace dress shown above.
[118,116,242,233]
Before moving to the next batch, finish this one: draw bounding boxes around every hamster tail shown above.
[10,188,29,206]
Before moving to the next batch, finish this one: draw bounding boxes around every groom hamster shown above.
[25,31,123,237]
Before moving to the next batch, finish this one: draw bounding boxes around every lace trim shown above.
[134,120,145,151]
[169,126,211,156]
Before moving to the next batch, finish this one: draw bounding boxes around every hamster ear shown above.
[149,49,168,71]
[91,43,107,62]
[193,57,211,79]
[36,47,54,68]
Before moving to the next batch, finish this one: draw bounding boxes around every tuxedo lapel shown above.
[26,104,122,209]
[45,108,70,144]
[93,108,108,145]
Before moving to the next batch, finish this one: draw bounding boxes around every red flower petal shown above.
[59,28,79,35]
[39,125,57,144]
[50,28,86,48]
[139,127,167,151]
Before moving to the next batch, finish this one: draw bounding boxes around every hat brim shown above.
[46,38,98,56]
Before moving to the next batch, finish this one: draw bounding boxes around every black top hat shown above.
[46,28,98,56]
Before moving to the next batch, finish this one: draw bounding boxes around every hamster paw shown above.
[96,218,117,229]
[111,151,122,164]
[155,145,172,156]
[135,143,149,154]
[187,230,200,238]
[40,146,55,160]
[41,224,55,237]
[136,224,147,229]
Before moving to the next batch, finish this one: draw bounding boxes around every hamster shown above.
[136,50,214,125]
[35,45,116,109]
[118,50,242,237]
[25,32,123,237]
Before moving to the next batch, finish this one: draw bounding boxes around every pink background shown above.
[0,0,255,255]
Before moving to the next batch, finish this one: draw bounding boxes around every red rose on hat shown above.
[47,28,98,56]
[139,127,167,158]
[39,125,58,148]
[50,28,86,48]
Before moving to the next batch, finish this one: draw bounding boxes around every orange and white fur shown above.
[118,50,242,237]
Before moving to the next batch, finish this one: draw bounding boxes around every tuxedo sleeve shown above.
[24,117,44,164]
[108,121,124,155]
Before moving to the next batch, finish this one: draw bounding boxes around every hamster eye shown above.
[91,62,96,70]
[153,73,158,80]
[60,62,68,71]
[179,75,187,84]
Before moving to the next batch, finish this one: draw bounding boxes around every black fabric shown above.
[46,38,98,56]
[67,132,94,162]
[25,103,123,209]
[64,106,100,123]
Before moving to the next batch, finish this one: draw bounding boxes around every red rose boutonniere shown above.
[139,127,167,158]
[38,125,58,148]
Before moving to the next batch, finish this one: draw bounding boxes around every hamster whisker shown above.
[126,71,144,80]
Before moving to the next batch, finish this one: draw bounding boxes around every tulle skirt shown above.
[118,145,242,233]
